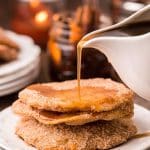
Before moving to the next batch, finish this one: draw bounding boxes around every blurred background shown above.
[3,0,148,79]
[0,0,149,107]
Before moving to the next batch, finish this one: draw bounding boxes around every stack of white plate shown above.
[0,31,41,97]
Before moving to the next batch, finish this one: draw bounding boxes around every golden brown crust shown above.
[16,118,137,150]
[0,28,19,50]
[12,100,133,125]
[0,28,19,62]
[0,44,18,61]
[19,78,134,112]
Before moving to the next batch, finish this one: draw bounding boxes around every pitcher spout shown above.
[82,33,150,100]
[82,36,123,62]
[82,37,111,59]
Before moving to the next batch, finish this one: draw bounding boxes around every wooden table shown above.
[0,52,150,111]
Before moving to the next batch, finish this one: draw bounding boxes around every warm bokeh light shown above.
[35,10,49,24]
[29,0,40,8]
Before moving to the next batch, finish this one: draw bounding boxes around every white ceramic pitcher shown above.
[81,5,150,100]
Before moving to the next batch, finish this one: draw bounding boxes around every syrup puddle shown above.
[132,132,150,139]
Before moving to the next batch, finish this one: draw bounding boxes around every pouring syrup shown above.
[77,21,150,100]
[77,20,150,140]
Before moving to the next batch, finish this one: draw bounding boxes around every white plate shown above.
[0,57,40,85]
[0,104,149,150]
[0,67,39,96]
[0,31,41,76]
[0,65,39,90]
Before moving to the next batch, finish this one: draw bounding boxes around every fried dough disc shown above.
[0,44,18,61]
[0,28,19,62]
[0,28,19,49]
[19,78,133,112]
[16,118,137,150]
[13,100,133,125]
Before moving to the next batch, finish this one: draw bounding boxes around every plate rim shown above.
[0,31,41,76]
[0,58,40,85]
